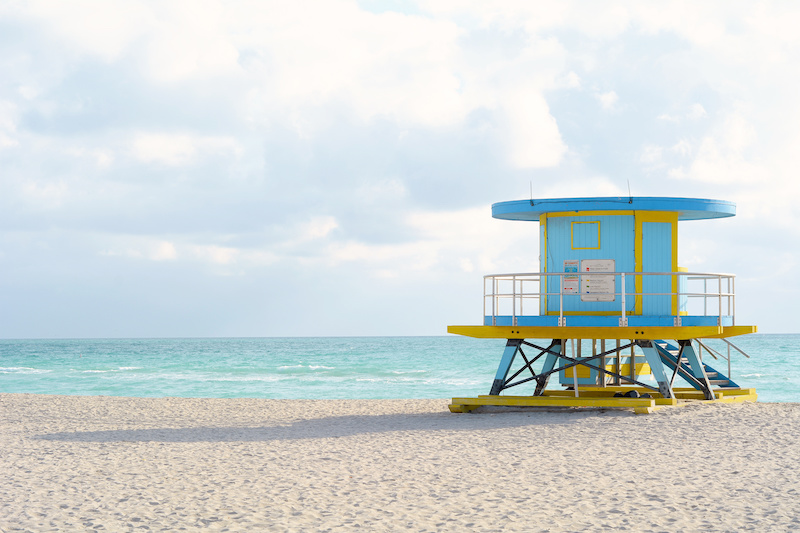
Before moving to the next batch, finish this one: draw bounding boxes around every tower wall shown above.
[540,210,678,316]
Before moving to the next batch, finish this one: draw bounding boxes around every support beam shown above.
[639,340,674,398]
[490,339,522,395]
[534,340,562,395]
[535,342,657,392]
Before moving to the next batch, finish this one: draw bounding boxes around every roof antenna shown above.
[627,180,633,204]
[530,180,534,206]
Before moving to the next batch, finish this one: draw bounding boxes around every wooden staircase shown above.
[654,340,739,390]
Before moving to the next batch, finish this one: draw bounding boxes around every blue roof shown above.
[492,196,736,221]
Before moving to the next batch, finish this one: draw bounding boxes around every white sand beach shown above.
[1,394,799,532]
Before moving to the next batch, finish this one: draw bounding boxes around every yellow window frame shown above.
[571,221,601,250]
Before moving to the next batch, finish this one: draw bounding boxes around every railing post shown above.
[512,275,517,327]
[559,274,564,327]
[483,276,486,324]
[673,271,681,327]
[540,274,545,317]
[732,275,736,326]
[620,273,627,327]
[492,276,496,326]
[537,274,541,316]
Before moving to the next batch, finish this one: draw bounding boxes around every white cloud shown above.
[671,139,693,157]
[404,207,537,273]
[272,206,538,281]
[325,240,439,273]
[531,175,626,200]
[151,241,178,261]
[101,238,177,261]
[6,1,240,83]
[21,179,69,207]
[132,134,197,165]
[14,1,152,62]
[640,144,663,166]
[63,147,114,168]
[189,244,237,265]
[658,103,709,123]
[0,100,19,148]
[233,1,467,129]
[99,237,260,268]
[355,179,407,203]
[673,114,761,185]
[504,90,567,168]
[140,2,241,84]
[296,217,339,242]
[131,133,240,166]
[687,103,707,120]
[597,90,618,110]
[559,71,582,89]
[0,134,18,149]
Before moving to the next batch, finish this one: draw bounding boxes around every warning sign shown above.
[563,260,579,294]
[580,259,615,302]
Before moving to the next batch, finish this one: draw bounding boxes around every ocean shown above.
[1,335,798,402]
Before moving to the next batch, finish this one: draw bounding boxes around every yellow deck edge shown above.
[704,325,758,338]
[447,325,728,340]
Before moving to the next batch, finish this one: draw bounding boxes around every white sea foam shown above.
[0,367,51,374]
[210,376,283,383]
[278,364,335,370]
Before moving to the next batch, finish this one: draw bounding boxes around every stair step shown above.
[710,379,731,385]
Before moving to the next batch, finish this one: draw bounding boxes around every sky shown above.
[1,0,798,338]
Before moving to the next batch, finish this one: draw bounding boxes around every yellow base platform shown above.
[449,387,757,415]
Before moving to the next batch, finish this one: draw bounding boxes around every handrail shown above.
[483,271,736,326]
[696,338,751,381]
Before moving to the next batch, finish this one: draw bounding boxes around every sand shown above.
[1,394,799,532]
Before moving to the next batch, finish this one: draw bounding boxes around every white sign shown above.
[563,260,579,294]
[580,259,615,302]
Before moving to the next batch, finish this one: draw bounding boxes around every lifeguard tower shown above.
[448,197,757,414]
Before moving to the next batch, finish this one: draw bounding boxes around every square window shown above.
[571,221,600,249]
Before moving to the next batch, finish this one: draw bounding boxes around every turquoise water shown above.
[1,335,798,402]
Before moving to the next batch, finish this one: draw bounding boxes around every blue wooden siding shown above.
[641,222,673,315]
[543,215,635,313]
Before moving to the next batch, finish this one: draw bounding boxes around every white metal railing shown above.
[483,272,736,327]
[696,338,751,382]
